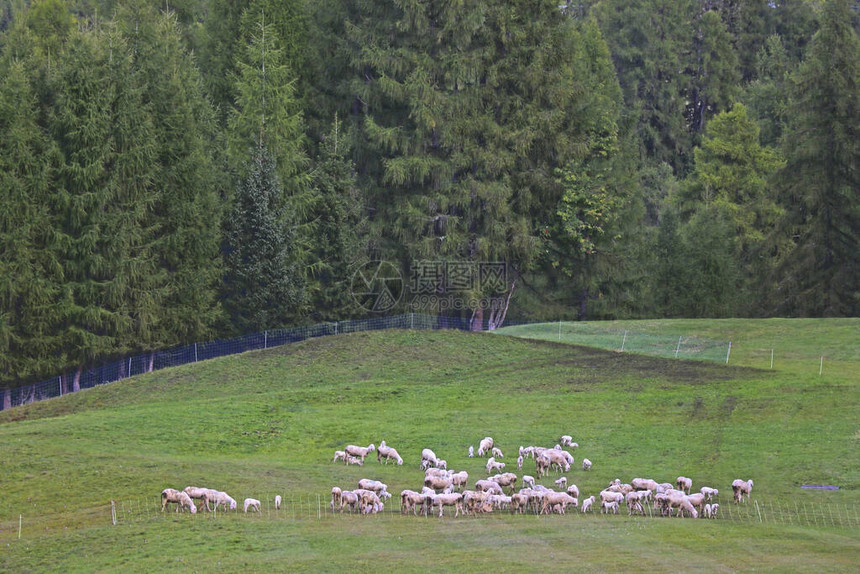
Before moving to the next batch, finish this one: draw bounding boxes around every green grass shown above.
[1,321,858,572]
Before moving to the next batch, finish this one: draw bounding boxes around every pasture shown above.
[1,319,858,572]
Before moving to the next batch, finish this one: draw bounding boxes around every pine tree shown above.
[774,0,860,316]
[222,148,305,332]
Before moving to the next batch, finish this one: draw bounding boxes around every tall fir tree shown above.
[222,148,305,332]
[773,0,860,316]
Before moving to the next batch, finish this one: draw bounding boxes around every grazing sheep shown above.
[704,503,720,519]
[661,492,698,518]
[435,459,448,470]
[631,478,659,492]
[274,495,282,510]
[566,484,580,499]
[511,492,530,514]
[450,471,469,491]
[477,437,494,457]
[486,457,505,474]
[600,490,625,505]
[424,475,454,493]
[582,458,592,471]
[686,493,706,515]
[425,467,451,479]
[345,443,376,463]
[333,450,347,463]
[330,487,343,510]
[732,479,754,504]
[183,486,213,512]
[554,477,568,489]
[462,490,494,515]
[676,476,693,494]
[243,498,261,513]
[474,480,504,495]
[377,443,403,465]
[491,447,504,459]
[700,487,719,501]
[468,446,474,458]
[357,479,389,498]
[432,492,464,518]
[559,435,573,446]
[400,490,428,516]
[541,491,578,515]
[210,491,237,511]
[522,475,536,489]
[517,455,524,470]
[580,495,596,513]
[421,448,438,469]
[346,456,364,466]
[489,472,518,494]
[161,489,197,514]
[339,490,359,513]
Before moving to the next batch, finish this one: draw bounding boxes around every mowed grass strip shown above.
[1,325,858,572]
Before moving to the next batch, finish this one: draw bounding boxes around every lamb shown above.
[243,498,261,513]
[581,458,592,471]
[485,456,505,474]
[468,445,474,458]
[161,489,197,514]
[559,435,574,446]
[517,455,524,470]
[700,487,719,501]
[477,437,494,457]
[491,447,504,459]
[685,492,706,515]
[431,492,464,518]
[376,444,403,465]
[732,479,754,504]
[661,492,698,518]
[522,475,536,489]
[600,490,625,505]
[353,489,384,515]
[275,495,282,510]
[346,456,364,466]
[601,500,620,514]
[676,476,693,494]
[345,443,376,463]
[420,448,438,469]
[435,459,448,470]
[462,490,494,515]
[580,495,596,513]
[333,450,347,463]
[566,484,580,499]
[554,477,567,489]
[510,492,530,514]
[631,478,659,492]
[704,503,720,519]
[183,486,213,512]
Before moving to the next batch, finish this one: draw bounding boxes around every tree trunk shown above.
[470,307,484,331]
[73,366,82,392]
[3,388,10,410]
[59,373,68,396]
[579,287,589,321]
[488,279,516,330]
[148,351,155,373]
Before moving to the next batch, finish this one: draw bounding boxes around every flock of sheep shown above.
[158,435,754,520]
[329,436,755,519]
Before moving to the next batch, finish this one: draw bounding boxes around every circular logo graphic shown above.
[350,260,404,313]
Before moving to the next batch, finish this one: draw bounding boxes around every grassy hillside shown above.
[1,322,858,572]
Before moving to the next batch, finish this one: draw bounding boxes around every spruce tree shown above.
[774,0,860,316]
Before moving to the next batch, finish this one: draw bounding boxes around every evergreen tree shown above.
[745,34,791,147]
[774,0,860,316]
[222,148,305,332]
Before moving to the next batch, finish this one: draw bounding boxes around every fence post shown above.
[264,330,268,350]
[674,336,682,358]
[725,341,732,364]
[194,343,198,363]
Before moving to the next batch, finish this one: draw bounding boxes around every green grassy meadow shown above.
[1,319,858,572]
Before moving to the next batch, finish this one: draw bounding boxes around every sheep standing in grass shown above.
[333,450,347,463]
[732,479,754,504]
[491,447,504,459]
[632,478,659,492]
[601,500,620,514]
[477,437,494,457]
[275,495,282,510]
[582,458,592,471]
[377,443,403,465]
[517,455,523,470]
[161,489,197,514]
[345,443,376,463]
[400,490,428,516]
[210,491,237,511]
[330,487,343,511]
[704,503,720,519]
[522,475,535,489]
[676,476,693,494]
[450,471,469,491]
[700,487,719,501]
[486,457,505,474]
[468,446,474,458]
[339,490,359,513]
[421,448,438,469]
[183,486,213,512]
[489,473,518,494]
[243,498,261,513]
[554,477,567,489]
[580,496,596,513]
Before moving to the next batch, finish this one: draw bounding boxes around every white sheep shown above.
[601,500,620,514]
[243,498,261,513]
[491,447,504,459]
[376,443,403,465]
[704,503,720,519]
[580,495,596,513]
[517,455,523,470]
[566,484,580,499]
[631,478,659,492]
[732,479,754,504]
[275,495,282,510]
[333,450,347,463]
[582,458,592,471]
[210,491,237,511]
[468,445,474,458]
[676,476,693,494]
[339,490,359,512]
[477,437,494,457]
[489,472,518,493]
[357,479,390,499]
[432,492,464,518]
[522,475,536,489]
[559,435,573,446]
[450,471,469,491]
[485,456,505,474]
[435,459,448,470]
[330,487,342,511]
[420,448,438,469]
[161,489,197,514]
[700,487,719,501]
[346,456,364,466]
[400,489,429,516]
[554,476,568,489]
[183,486,213,512]
[424,475,454,493]
[345,443,376,463]
[474,480,504,495]
[541,491,578,515]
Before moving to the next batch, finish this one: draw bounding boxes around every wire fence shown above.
[84,496,860,529]
[0,313,486,412]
